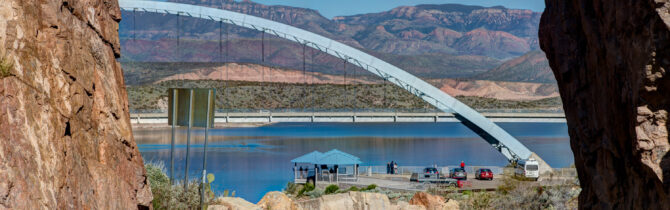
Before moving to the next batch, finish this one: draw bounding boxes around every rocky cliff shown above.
[0,0,152,209]
[540,0,670,208]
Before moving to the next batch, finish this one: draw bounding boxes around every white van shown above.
[515,158,539,180]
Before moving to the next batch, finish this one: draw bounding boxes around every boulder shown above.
[210,197,260,210]
[257,191,298,210]
[0,0,151,209]
[394,201,426,210]
[349,191,393,209]
[540,0,670,208]
[297,191,392,210]
[409,192,458,210]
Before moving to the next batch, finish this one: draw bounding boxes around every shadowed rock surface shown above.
[540,0,670,208]
[0,0,151,208]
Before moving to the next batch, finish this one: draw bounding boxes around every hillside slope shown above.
[474,50,554,83]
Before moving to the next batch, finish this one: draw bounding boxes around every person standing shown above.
[394,162,398,175]
[386,162,391,174]
[460,161,465,170]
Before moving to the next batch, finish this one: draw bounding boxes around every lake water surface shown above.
[135,122,571,202]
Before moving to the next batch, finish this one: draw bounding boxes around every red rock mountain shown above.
[118,0,545,82]
[119,0,541,60]
[475,50,554,83]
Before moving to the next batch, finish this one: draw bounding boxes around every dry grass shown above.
[0,51,13,78]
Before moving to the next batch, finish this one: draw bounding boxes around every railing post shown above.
[184,89,194,190]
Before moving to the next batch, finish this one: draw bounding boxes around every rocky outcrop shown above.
[395,201,427,210]
[297,191,393,210]
[257,191,298,210]
[539,0,670,208]
[209,197,260,210]
[409,192,459,210]
[0,0,151,209]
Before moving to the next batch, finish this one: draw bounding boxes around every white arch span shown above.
[118,0,533,161]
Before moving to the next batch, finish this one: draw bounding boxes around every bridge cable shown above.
[132,8,136,41]
[383,77,387,112]
[311,46,315,114]
[219,19,224,112]
[176,12,181,84]
[261,30,265,111]
[225,21,230,116]
[302,43,307,112]
[353,61,357,115]
[343,58,347,112]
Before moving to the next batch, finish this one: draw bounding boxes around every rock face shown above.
[409,192,459,210]
[0,0,151,209]
[257,191,298,210]
[209,197,260,210]
[297,191,393,210]
[540,0,670,208]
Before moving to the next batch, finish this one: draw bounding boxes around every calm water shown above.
[135,122,571,202]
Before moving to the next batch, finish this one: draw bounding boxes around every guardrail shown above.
[357,165,577,177]
[129,112,566,124]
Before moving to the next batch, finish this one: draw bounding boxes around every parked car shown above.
[475,168,493,180]
[450,168,467,180]
[422,167,440,178]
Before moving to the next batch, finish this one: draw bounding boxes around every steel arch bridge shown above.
[118,0,534,162]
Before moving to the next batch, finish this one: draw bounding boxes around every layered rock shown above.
[209,197,260,210]
[409,192,459,210]
[207,191,458,210]
[540,0,670,208]
[257,191,299,210]
[0,0,151,209]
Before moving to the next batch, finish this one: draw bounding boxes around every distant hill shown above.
[119,0,545,82]
[335,4,540,58]
[119,0,541,58]
[473,50,555,83]
[120,38,502,79]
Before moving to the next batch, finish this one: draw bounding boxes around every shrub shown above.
[285,182,299,195]
[0,52,13,78]
[462,190,473,196]
[364,184,377,191]
[471,192,492,209]
[304,187,324,198]
[497,176,518,195]
[324,185,339,195]
[298,183,315,197]
[144,162,216,210]
[347,186,360,192]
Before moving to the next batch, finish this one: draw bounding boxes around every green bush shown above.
[304,187,324,198]
[324,185,339,195]
[471,192,492,209]
[347,186,360,192]
[0,52,13,78]
[497,176,518,195]
[285,182,299,195]
[298,183,315,197]
[364,184,377,191]
[462,190,473,196]
[145,162,215,210]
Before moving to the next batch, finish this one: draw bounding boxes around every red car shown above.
[475,168,493,180]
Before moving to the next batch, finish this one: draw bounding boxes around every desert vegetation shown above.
[127,80,563,112]
[145,162,222,210]
[0,51,13,78]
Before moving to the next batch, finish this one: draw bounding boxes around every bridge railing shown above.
[129,108,563,114]
[358,165,506,175]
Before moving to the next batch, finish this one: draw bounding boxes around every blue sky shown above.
[245,0,545,18]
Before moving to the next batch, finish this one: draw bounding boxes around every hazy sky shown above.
[246,0,546,18]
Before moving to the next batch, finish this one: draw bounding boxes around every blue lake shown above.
[134,122,571,203]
